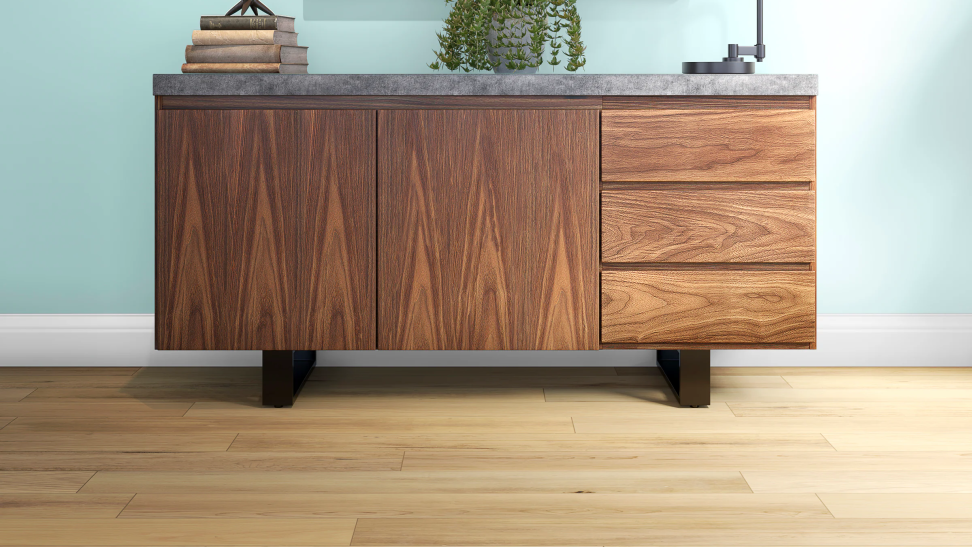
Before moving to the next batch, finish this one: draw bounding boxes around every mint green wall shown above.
[1,0,970,314]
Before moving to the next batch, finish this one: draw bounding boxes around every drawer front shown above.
[601,270,816,345]
[602,190,816,263]
[602,109,816,182]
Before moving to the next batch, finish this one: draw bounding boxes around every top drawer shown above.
[602,109,816,182]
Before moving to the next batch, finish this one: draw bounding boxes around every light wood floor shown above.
[2,365,972,546]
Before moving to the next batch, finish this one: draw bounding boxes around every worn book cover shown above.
[191,30,299,47]
[200,15,296,32]
[185,45,308,64]
[181,63,308,74]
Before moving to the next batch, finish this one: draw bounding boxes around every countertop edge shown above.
[152,74,819,97]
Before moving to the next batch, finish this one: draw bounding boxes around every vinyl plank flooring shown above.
[0,472,95,493]
[228,432,834,452]
[0,433,238,452]
[350,517,972,546]
[784,374,972,389]
[120,492,830,519]
[2,416,576,435]
[0,365,970,546]
[710,376,792,388]
[825,431,972,451]
[0,451,404,471]
[0,494,133,518]
[0,402,193,418]
[0,367,140,377]
[79,470,752,494]
[401,450,972,472]
[0,389,34,402]
[22,387,260,402]
[300,384,548,402]
[0,518,357,546]
[710,388,972,403]
[570,416,972,434]
[819,493,972,519]
[130,367,261,383]
[744,471,972,493]
[543,386,678,403]
[187,400,737,417]
[728,401,972,417]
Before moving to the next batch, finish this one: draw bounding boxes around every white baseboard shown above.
[0,314,969,367]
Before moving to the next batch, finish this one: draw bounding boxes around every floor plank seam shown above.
[820,432,839,451]
[781,375,796,388]
[116,493,137,518]
[182,402,196,417]
[398,451,406,471]
[17,388,36,402]
[226,433,240,452]
[571,417,577,433]
[0,416,17,431]
[75,471,99,493]
[815,492,837,518]
[740,471,755,494]
[349,517,360,546]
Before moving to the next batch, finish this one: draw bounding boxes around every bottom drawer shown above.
[601,270,815,346]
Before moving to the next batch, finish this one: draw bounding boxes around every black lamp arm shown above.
[728,0,766,62]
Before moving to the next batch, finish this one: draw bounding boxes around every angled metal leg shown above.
[262,351,317,407]
[657,350,710,407]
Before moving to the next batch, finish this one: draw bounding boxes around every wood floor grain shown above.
[0,388,34,402]
[0,494,133,518]
[819,493,972,519]
[78,470,752,494]
[0,472,95,493]
[351,517,972,546]
[120,492,831,519]
[0,365,970,546]
[0,518,357,546]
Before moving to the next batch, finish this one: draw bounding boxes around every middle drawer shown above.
[602,189,815,263]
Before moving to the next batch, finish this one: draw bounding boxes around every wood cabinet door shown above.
[378,110,598,350]
[156,109,375,350]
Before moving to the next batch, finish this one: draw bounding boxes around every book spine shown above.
[191,30,294,46]
[186,45,283,64]
[200,16,282,31]
[182,63,284,74]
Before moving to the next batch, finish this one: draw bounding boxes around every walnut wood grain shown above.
[156,110,228,350]
[600,263,813,272]
[160,95,602,110]
[378,110,598,350]
[601,271,816,346]
[296,111,376,350]
[602,96,813,110]
[156,109,376,350]
[223,110,299,349]
[601,190,816,263]
[602,109,816,182]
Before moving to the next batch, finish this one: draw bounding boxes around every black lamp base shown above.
[682,61,755,74]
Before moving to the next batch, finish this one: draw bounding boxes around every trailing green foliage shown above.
[429,0,586,73]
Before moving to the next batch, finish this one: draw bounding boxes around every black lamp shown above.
[683,0,765,74]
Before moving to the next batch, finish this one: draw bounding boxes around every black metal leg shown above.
[262,350,317,407]
[657,350,710,407]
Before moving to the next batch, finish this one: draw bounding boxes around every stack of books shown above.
[182,15,308,74]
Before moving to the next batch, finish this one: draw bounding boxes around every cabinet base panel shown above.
[262,351,317,407]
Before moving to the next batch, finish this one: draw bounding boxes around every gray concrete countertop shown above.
[153,74,818,96]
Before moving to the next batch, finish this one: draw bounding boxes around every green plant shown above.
[429,0,586,73]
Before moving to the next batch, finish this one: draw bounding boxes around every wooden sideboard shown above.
[155,94,816,407]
